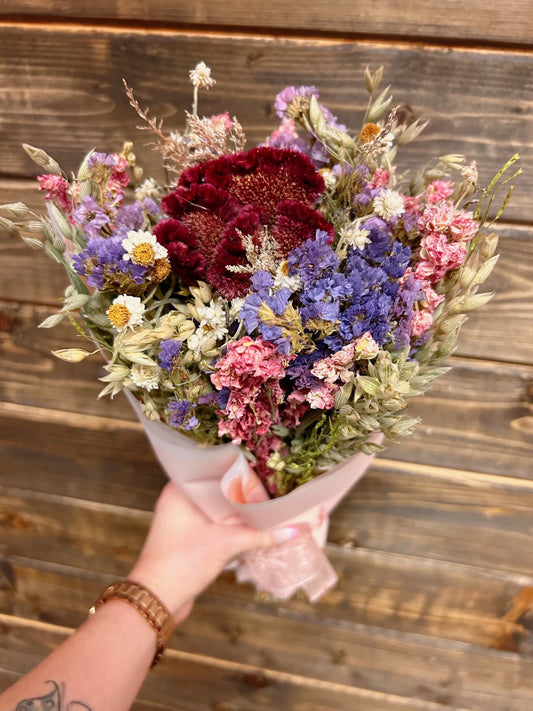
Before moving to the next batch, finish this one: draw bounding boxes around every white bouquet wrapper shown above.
[127,392,377,602]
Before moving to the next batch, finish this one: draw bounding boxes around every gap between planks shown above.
[0,613,482,711]
[0,19,533,57]
[3,398,533,491]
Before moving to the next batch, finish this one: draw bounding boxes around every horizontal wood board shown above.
[0,8,533,711]
[1,304,532,478]
[1,612,533,710]
[1,1,533,46]
[2,206,531,364]
[2,507,533,652]
[0,26,531,223]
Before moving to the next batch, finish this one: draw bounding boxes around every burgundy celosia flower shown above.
[154,146,333,299]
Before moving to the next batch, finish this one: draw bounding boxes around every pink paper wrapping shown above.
[126,392,376,602]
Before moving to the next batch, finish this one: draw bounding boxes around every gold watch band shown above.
[89,580,176,667]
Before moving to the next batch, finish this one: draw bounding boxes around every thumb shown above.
[219,523,305,560]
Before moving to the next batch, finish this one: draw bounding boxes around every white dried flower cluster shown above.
[189,61,216,90]
[340,223,371,251]
[134,178,163,202]
[196,298,228,340]
[129,363,160,391]
[373,189,405,221]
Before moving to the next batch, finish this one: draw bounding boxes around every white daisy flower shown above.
[106,295,145,331]
[122,230,168,267]
[130,363,160,391]
[196,298,228,340]
[187,329,215,359]
[274,261,302,292]
[373,189,405,221]
[189,61,216,90]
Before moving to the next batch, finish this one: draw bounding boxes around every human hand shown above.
[128,482,301,623]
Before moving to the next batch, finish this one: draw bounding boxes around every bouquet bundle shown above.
[2,63,519,600]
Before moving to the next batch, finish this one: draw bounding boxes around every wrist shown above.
[89,580,176,667]
[128,562,193,624]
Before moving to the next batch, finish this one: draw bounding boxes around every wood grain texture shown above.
[4,449,533,574]
[1,0,533,46]
[2,540,532,652]
[2,206,531,363]
[2,303,531,478]
[2,175,532,363]
[0,26,530,222]
[0,9,532,710]
[1,613,532,710]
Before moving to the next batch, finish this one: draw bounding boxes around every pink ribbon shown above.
[126,392,376,602]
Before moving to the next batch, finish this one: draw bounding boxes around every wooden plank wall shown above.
[0,3,532,709]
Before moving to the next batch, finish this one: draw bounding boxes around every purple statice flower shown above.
[158,339,182,372]
[240,292,263,332]
[72,196,110,238]
[300,299,339,324]
[268,288,291,316]
[337,228,412,346]
[288,230,338,286]
[197,391,217,406]
[287,350,324,389]
[302,274,350,304]
[240,287,292,354]
[309,141,331,169]
[142,197,161,216]
[113,202,144,239]
[268,120,309,154]
[167,400,199,430]
[391,273,424,348]
[72,233,148,289]
[87,151,125,170]
[381,241,411,279]
[216,387,230,409]
[274,85,320,118]
[402,208,419,233]
[250,270,274,297]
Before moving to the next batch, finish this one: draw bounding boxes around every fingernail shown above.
[272,526,301,544]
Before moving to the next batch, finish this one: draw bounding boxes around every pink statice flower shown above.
[218,394,275,442]
[418,200,455,234]
[418,232,468,282]
[279,397,310,429]
[425,180,454,204]
[450,209,478,242]
[411,310,434,337]
[419,279,445,312]
[312,342,356,384]
[209,112,234,131]
[306,381,339,409]
[211,336,290,444]
[368,167,394,189]
[37,174,72,213]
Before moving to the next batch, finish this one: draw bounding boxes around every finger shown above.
[219,523,305,560]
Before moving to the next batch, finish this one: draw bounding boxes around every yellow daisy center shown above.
[359,123,381,143]
[131,243,155,266]
[107,304,131,328]
[150,258,171,282]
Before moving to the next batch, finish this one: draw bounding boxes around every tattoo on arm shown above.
[13,681,92,711]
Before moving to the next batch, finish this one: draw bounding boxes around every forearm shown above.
[0,601,157,711]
